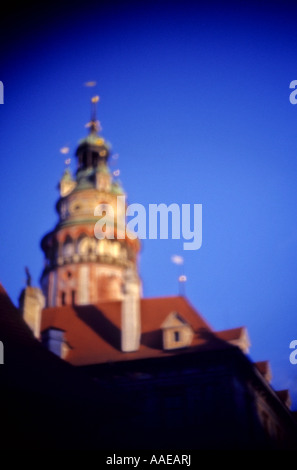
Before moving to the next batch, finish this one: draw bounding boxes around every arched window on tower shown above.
[61,291,66,306]
[88,238,97,255]
[96,238,108,256]
[63,235,74,259]
[120,246,127,260]
[82,151,88,168]
[77,233,89,257]
[50,238,58,265]
[71,290,76,305]
[112,241,120,258]
[92,151,98,167]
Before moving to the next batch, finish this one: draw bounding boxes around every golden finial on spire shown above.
[91,95,100,122]
[83,82,101,132]
[84,95,101,133]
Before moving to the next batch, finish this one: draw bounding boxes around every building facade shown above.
[19,99,297,450]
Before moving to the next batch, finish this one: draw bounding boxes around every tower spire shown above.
[89,95,100,133]
[91,95,99,120]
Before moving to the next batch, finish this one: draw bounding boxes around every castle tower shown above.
[40,97,141,308]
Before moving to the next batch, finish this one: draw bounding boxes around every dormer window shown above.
[174,331,180,342]
[161,312,194,350]
[41,327,71,359]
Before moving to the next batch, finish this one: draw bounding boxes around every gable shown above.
[161,311,189,329]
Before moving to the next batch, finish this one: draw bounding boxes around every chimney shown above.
[121,269,141,352]
[19,286,45,338]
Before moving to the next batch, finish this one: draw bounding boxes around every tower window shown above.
[92,151,98,167]
[82,151,88,168]
[174,331,180,342]
[61,291,66,306]
[63,235,74,258]
[71,290,76,306]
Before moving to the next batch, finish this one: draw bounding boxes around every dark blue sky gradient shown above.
[1,0,297,404]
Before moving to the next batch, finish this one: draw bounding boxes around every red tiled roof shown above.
[41,296,236,366]
[255,360,269,375]
[0,283,7,295]
[216,327,245,341]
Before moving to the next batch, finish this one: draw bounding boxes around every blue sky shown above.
[1,0,297,405]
